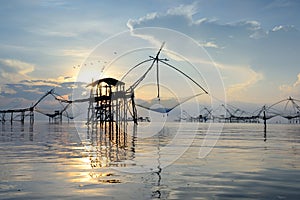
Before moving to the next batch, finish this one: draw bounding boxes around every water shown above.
[0,122,299,199]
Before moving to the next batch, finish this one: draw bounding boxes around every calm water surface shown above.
[0,122,299,199]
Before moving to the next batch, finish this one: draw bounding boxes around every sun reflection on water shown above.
[64,124,139,186]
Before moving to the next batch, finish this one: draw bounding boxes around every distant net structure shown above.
[119,42,209,119]
[176,107,212,123]
[264,97,300,123]
[136,93,205,114]
[0,89,75,125]
[175,97,300,124]
[208,104,259,123]
[34,90,72,123]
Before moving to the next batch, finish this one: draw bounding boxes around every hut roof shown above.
[87,78,124,87]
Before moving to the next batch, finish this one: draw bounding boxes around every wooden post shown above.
[31,112,34,124]
[263,110,266,129]
[263,110,267,141]
[131,92,138,125]
[21,111,25,124]
[10,112,13,125]
[124,97,127,132]
[60,112,62,124]
[30,110,34,125]
[1,113,5,124]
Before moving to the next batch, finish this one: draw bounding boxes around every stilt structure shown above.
[47,110,63,124]
[29,107,34,125]
[291,112,300,124]
[87,78,137,135]
[0,107,35,125]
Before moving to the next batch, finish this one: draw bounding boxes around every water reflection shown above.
[0,123,33,142]
[85,123,136,168]
[152,142,162,199]
[1,122,299,199]
[81,123,136,185]
[84,122,168,198]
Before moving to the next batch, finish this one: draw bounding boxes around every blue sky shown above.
[0,0,300,110]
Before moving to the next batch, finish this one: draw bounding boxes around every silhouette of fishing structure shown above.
[210,104,260,123]
[83,42,208,135]
[0,89,74,125]
[177,97,300,125]
[84,77,137,137]
[1,43,299,134]
[0,43,208,136]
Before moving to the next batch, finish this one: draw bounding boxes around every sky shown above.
[0,0,300,112]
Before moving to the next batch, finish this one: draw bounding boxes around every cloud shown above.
[28,19,122,41]
[266,0,294,9]
[38,0,70,8]
[0,58,35,85]
[295,74,300,87]
[271,24,297,33]
[0,58,34,75]
[60,48,91,59]
[19,79,60,87]
[272,25,284,32]
[125,3,300,103]
[31,28,77,37]
[127,2,198,31]
[226,66,264,101]
[127,4,266,42]
[193,57,264,101]
[199,41,220,48]
[126,5,272,68]
[0,57,85,109]
[166,2,198,18]
[279,73,300,98]
[0,78,88,109]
